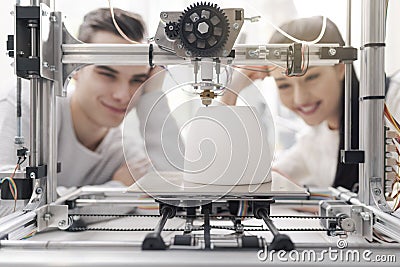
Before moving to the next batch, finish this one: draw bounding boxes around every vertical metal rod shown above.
[30,22,36,56]
[37,80,43,165]
[28,15,39,167]
[47,80,57,202]
[16,78,22,138]
[346,0,352,45]
[29,79,38,167]
[344,0,352,151]
[359,0,386,205]
[344,66,352,151]
[203,205,211,249]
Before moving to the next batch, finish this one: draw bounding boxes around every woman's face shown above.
[271,65,345,129]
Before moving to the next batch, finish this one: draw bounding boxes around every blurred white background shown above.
[1,0,399,78]
[0,0,400,80]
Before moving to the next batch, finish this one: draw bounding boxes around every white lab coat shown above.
[273,121,339,188]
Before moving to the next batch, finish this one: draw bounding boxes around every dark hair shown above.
[77,8,147,43]
[269,16,359,190]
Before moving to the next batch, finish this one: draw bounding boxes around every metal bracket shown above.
[370,177,392,213]
[15,6,40,78]
[23,177,47,211]
[320,46,357,61]
[319,200,373,241]
[340,150,365,164]
[36,204,69,232]
[26,165,47,179]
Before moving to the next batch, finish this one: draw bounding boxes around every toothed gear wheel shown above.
[178,2,230,57]
[164,21,180,40]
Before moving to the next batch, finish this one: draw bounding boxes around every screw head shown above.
[58,220,66,227]
[328,48,337,56]
[44,213,51,221]
[162,13,168,19]
[35,187,43,194]
[373,188,381,196]
[233,23,239,30]
[248,50,257,58]
[185,51,192,57]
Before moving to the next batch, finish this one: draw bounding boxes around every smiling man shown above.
[0,8,181,187]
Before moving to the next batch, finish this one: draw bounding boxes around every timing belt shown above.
[69,214,338,220]
[68,226,331,232]
[67,214,336,232]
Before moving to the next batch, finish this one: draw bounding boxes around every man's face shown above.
[73,31,150,128]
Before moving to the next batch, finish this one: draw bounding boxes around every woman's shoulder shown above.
[297,121,338,141]
[391,70,400,81]
[388,70,400,92]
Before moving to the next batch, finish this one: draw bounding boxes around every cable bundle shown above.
[384,103,400,211]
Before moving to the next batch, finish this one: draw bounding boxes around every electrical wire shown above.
[234,66,278,74]
[10,164,19,211]
[373,229,397,243]
[301,44,310,75]
[384,103,400,211]
[1,165,18,212]
[237,200,248,218]
[107,0,141,44]
[265,16,327,45]
[384,103,400,133]
[264,59,287,72]
[1,177,17,198]
[22,230,37,240]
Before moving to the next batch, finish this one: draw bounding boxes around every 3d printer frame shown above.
[1,0,399,253]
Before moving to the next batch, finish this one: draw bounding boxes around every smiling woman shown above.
[269,16,360,190]
[221,16,360,190]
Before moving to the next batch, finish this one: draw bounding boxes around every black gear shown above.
[164,21,180,40]
[178,2,230,57]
